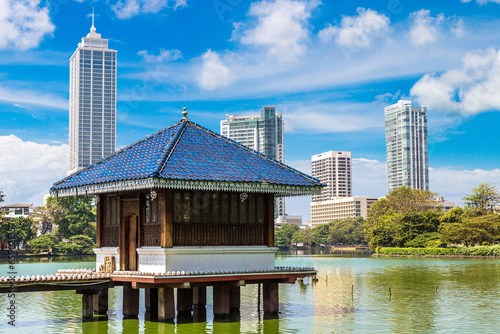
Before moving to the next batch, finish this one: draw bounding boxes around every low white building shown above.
[434,197,455,212]
[310,196,379,227]
[1,203,33,218]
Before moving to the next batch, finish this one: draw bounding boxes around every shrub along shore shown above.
[375,245,500,257]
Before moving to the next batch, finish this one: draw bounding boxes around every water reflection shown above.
[2,255,500,333]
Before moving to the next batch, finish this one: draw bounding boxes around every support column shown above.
[263,283,279,315]
[158,287,175,321]
[193,287,206,308]
[213,286,230,317]
[145,288,158,313]
[230,286,240,312]
[123,283,140,318]
[177,288,193,315]
[93,289,108,315]
[82,293,94,320]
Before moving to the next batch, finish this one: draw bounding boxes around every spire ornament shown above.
[90,7,96,33]
[181,106,189,121]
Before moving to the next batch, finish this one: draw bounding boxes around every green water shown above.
[1,252,500,333]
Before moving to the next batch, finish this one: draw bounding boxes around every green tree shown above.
[70,235,96,254]
[274,229,289,249]
[280,223,300,245]
[292,229,314,246]
[31,200,65,235]
[51,196,96,240]
[395,211,442,247]
[463,183,500,214]
[311,223,330,245]
[328,217,365,245]
[0,217,37,249]
[441,214,500,246]
[29,234,61,254]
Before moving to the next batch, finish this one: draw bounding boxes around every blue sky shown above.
[1,0,500,221]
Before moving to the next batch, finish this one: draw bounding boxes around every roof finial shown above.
[90,7,96,33]
[181,106,189,121]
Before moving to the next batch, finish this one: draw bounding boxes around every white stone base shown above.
[94,247,120,272]
[136,246,277,274]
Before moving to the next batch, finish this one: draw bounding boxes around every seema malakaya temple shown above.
[48,107,323,320]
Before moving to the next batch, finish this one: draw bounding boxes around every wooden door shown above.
[128,214,138,271]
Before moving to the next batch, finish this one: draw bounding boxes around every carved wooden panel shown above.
[99,256,115,273]
[102,226,119,247]
[173,223,265,246]
[142,224,161,246]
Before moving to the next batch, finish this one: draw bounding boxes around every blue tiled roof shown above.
[52,120,322,191]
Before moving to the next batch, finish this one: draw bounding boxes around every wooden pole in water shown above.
[257,283,261,314]
[325,275,328,284]
[389,287,392,300]
[351,285,354,299]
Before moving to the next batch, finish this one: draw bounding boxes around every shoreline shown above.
[373,254,500,259]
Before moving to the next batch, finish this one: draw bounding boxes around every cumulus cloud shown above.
[197,50,235,90]
[451,18,466,37]
[410,47,500,115]
[318,8,390,49]
[112,0,187,19]
[138,49,182,62]
[0,0,54,50]
[0,135,67,206]
[238,0,319,61]
[409,9,445,46]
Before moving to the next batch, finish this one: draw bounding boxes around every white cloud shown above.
[451,18,466,37]
[238,0,319,61]
[282,101,383,133]
[461,0,500,4]
[319,8,390,49]
[0,135,67,206]
[197,50,235,90]
[0,0,54,50]
[410,47,500,115]
[111,0,187,19]
[409,9,445,46]
[0,85,68,110]
[138,49,182,62]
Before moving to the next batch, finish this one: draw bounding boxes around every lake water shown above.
[1,251,500,333]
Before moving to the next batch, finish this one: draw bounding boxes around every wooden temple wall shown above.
[96,190,275,249]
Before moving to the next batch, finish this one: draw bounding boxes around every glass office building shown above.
[221,107,285,220]
[384,100,429,194]
[68,21,116,175]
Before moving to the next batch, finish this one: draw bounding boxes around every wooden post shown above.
[177,288,193,315]
[213,286,230,317]
[265,194,275,247]
[158,287,175,321]
[263,283,279,315]
[96,196,102,248]
[145,288,158,315]
[82,293,94,320]
[162,190,173,248]
[93,289,108,315]
[230,286,240,312]
[193,286,206,308]
[122,283,140,318]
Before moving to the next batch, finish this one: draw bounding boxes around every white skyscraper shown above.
[384,100,429,193]
[311,150,352,202]
[68,15,116,175]
[220,107,285,220]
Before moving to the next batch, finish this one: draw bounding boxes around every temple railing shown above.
[173,223,266,246]
[142,224,161,246]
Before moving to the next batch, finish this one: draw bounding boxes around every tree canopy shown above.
[463,183,500,214]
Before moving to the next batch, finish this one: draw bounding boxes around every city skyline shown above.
[1,1,500,222]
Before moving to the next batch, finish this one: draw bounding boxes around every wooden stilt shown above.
[82,293,94,320]
[145,288,158,314]
[213,286,230,317]
[263,282,279,315]
[230,286,240,312]
[193,286,207,308]
[122,283,140,318]
[177,288,193,315]
[158,287,175,321]
[93,289,108,315]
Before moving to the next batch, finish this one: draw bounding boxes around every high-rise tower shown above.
[384,100,429,193]
[68,13,116,175]
[311,150,352,202]
[220,107,285,220]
